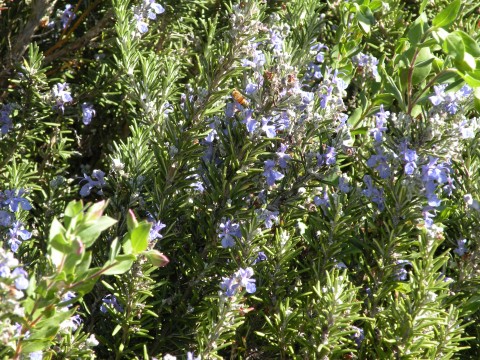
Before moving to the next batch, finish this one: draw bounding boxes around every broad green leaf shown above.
[102,254,136,275]
[411,47,433,85]
[455,30,480,57]
[130,221,151,254]
[357,5,374,34]
[76,216,117,248]
[84,200,108,221]
[64,200,83,229]
[49,217,65,242]
[407,13,428,45]
[443,33,464,60]
[432,0,461,28]
[348,107,362,128]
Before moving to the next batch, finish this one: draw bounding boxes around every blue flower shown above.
[338,176,351,193]
[0,103,13,135]
[134,14,149,34]
[149,220,166,241]
[61,5,75,29]
[261,117,276,138]
[276,144,291,169]
[242,109,257,133]
[8,221,32,252]
[81,103,96,125]
[317,146,336,166]
[394,260,411,281]
[29,351,43,360]
[245,83,258,95]
[146,0,165,20]
[218,220,241,248]
[257,209,279,229]
[2,189,32,212]
[314,189,330,208]
[429,84,447,106]
[220,267,256,296]
[237,267,256,294]
[454,239,467,256]
[263,160,284,186]
[12,267,29,290]
[351,326,365,347]
[253,251,267,265]
[370,105,389,143]
[52,83,73,112]
[79,170,106,197]
[100,294,123,313]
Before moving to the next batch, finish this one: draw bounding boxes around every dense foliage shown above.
[1,0,480,359]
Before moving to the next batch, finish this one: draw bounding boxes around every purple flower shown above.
[134,14,149,33]
[245,83,258,95]
[352,53,379,79]
[261,117,276,138]
[12,267,29,290]
[402,148,418,175]
[242,109,257,133]
[258,209,279,228]
[52,83,73,112]
[263,160,284,186]
[0,103,13,135]
[220,267,256,296]
[149,220,166,241]
[429,84,447,106]
[29,351,43,360]
[458,120,475,139]
[146,0,165,20]
[220,275,238,296]
[0,210,12,226]
[351,326,365,347]
[453,239,467,256]
[456,84,473,98]
[318,146,336,166]
[394,260,411,281]
[61,5,75,29]
[253,251,267,265]
[79,170,106,197]
[319,85,333,109]
[61,291,77,306]
[314,190,330,207]
[241,50,266,68]
[100,294,123,313]
[8,221,32,252]
[2,189,32,212]
[237,267,256,294]
[367,153,390,179]
[362,175,385,210]
[81,103,95,125]
[370,105,389,143]
[218,220,241,248]
[338,176,351,193]
[276,144,291,169]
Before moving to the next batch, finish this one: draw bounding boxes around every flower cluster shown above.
[0,189,32,253]
[132,0,165,35]
[352,52,380,79]
[0,248,28,345]
[220,267,256,297]
[429,84,473,115]
[79,170,106,197]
